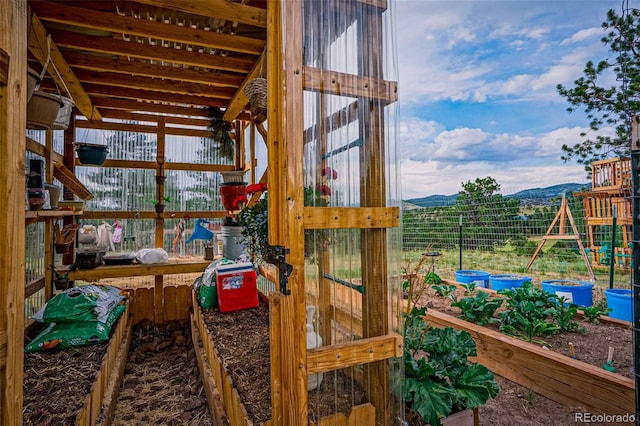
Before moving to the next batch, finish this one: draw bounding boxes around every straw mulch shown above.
[110,320,212,425]
[23,335,109,425]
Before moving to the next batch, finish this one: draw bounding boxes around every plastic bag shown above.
[32,285,125,324]
[133,248,169,264]
[25,305,125,353]
[197,258,234,309]
[112,221,122,244]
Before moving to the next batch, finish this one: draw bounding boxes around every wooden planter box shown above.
[191,291,376,425]
[425,309,635,416]
[77,303,132,425]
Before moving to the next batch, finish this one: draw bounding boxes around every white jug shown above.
[306,305,323,391]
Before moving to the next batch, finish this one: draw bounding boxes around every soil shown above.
[199,299,366,424]
[419,286,634,379]
[23,316,212,426]
[23,336,108,425]
[23,275,635,426]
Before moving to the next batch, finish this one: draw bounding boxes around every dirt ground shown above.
[23,277,635,425]
[23,316,211,426]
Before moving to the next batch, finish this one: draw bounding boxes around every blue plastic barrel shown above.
[604,288,632,322]
[541,280,593,307]
[454,270,491,288]
[489,274,531,291]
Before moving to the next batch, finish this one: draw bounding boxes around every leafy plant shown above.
[402,306,500,426]
[207,106,235,162]
[431,284,457,299]
[582,302,612,324]
[553,297,581,333]
[460,282,477,294]
[451,292,502,326]
[498,282,560,343]
[424,271,442,285]
[149,196,171,205]
[238,194,277,264]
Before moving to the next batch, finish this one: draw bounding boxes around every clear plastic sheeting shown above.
[300,0,402,424]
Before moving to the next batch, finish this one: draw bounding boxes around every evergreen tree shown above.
[557,7,640,171]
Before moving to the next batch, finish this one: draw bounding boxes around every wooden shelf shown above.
[67,258,210,281]
[25,209,83,225]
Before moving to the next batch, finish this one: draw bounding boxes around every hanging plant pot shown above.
[243,77,267,122]
[53,278,71,291]
[155,175,166,185]
[54,242,73,254]
[26,91,63,130]
[220,171,246,184]
[220,183,248,211]
[155,204,165,214]
[51,96,75,131]
[26,68,41,102]
[74,142,109,166]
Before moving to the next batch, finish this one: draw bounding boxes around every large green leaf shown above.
[452,364,501,409]
[405,378,453,426]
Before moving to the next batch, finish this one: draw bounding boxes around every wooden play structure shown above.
[574,157,633,269]
[525,196,595,281]
[2,1,403,424]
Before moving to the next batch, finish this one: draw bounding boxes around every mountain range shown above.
[404,182,592,209]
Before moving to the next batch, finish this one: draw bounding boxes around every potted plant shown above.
[238,183,273,263]
[207,106,235,162]
[150,196,171,214]
[53,270,71,291]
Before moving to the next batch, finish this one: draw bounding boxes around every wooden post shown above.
[154,117,166,324]
[268,1,307,425]
[44,131,54,301]
[359,5,392,425]
[0,0,26,424]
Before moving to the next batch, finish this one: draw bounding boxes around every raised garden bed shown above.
[422,282,635,415]
[191,290,375,425]
[23,303,131,425]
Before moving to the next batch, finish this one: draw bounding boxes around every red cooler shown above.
[216,262,258,312]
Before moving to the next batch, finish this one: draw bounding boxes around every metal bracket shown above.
[272,245,292,295]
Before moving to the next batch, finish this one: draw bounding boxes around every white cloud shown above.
[559,27,604,45]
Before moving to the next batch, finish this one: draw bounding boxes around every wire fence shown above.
[401,183,632,298]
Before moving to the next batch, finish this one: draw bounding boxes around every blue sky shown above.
[395,0,623,198]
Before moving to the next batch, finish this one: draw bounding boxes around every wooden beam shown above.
[81,82,233,107]
[63,52,244,88]
[53,163,93,200]
[27,12,101,120]
[31,1,265,55]
[307,333,403,374]
[77,120,212,138]
[49,29,254,74]
[134,0,268,29]
[24,277,45,300]
[223,52,264,122]
[0,1,26,422]
[97,108,250,124]
[303,66,397,103]
[303,207,400,229]
[76,73,235,100]
[91,98,216,116]
[67,259,210,281]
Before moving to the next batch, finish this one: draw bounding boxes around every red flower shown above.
[321,167,338,180]
[246,183,268,194]
[316,184,332,196]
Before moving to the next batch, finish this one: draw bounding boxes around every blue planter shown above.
[541,280,593,307]
[454,270,490,288]
[490,274,531,291]
[604,288,633,322]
